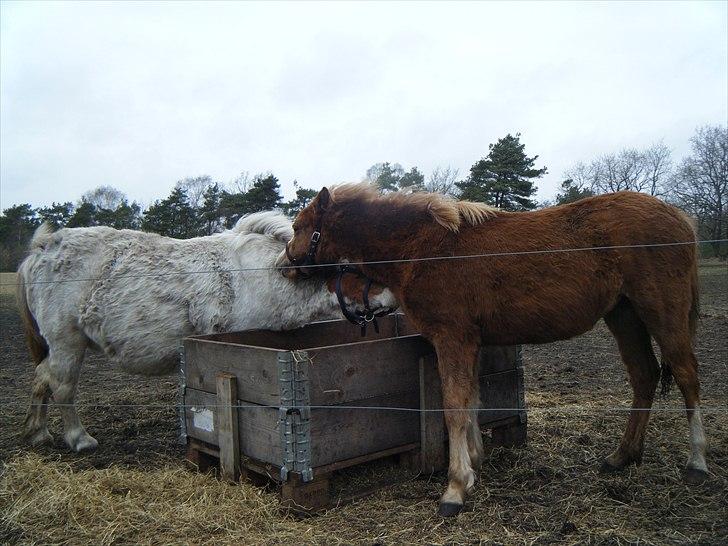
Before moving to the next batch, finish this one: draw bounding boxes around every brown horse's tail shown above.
[660,214,700,396]
[17,225,52,365]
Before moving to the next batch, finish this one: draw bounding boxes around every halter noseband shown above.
[335,265,396,337]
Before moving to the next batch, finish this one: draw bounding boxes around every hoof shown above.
[438,502,463,518]
[26,428,53,446]
[599,460,623,474]
[684,467,708,485]
[65,431,99,452]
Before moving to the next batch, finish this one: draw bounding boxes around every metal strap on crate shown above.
[278,351,313,482]
[178,343,188,445]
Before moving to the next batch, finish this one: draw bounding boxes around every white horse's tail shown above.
[17,224,52,364]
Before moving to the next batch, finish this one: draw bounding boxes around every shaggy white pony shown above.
[17,211,396,452]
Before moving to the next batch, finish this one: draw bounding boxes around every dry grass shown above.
[3,398,726,545]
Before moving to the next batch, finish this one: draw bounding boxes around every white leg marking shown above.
[442,425,476,506]
[687,406,708,472]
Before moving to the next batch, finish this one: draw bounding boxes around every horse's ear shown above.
[317,187,330,212]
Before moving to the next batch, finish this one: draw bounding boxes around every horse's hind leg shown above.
[45,333,98,452]
[652,331,708,484]
[23,359,54,445]
[602,300,660,471]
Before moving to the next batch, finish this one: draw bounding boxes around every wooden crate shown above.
[181,315,526,511]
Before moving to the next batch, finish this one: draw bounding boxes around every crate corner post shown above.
[215,372,241,482]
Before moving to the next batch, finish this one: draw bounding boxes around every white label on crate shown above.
[191,407,214,432]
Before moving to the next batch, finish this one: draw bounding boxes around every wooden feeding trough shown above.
[180,315,525,511]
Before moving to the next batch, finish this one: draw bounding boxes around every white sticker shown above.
[191,407,214,432]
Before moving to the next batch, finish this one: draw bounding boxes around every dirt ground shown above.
[0,264,726,545]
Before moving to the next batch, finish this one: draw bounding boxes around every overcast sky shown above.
[1,1,726,210]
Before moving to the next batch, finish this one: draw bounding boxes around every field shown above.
[1,265,726,545]
[0,273,16,296]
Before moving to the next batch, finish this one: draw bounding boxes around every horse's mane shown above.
[330,183,498,232]
[231,211,293,243]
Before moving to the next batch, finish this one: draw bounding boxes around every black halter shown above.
[335,265,395,337]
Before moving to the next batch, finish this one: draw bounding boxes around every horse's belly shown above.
[480,296,614,345]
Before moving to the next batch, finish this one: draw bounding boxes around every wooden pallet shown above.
[181,316,527,512]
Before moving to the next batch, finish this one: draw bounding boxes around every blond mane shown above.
[329,182,498,232]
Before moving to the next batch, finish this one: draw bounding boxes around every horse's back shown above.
[18,225,237,373]
[409,192,698,344]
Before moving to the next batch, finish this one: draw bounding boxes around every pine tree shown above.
[37,202,74,228]
[283,183,318,217]
[399,167,425,190]
[245,174,283,212]
[0,204,39,270]
[142,188,200,238]
[199,183,224,235]
[555,179,594,205]
[66,202,97,227]
[457,133,546,211]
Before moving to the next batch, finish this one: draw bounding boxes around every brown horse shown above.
[277,183,707,517]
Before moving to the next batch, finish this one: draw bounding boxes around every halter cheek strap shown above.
[285,209,324,279]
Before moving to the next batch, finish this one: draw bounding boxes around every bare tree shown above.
[230,171,253,194]
[669,125,728,257]
[229,171,276,195]
[81,185,126,210]
[563,162,593,192]
[570,143,673,197]
[175,176,215,209]
[642,142,672,196]
[591,149,648,193]
[426,165,460,196]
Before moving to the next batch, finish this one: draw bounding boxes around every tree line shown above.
[554,125,726,258]
[0,173,317,270]
[1,125,725,270]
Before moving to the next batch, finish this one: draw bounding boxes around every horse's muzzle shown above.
[275,250,296,278]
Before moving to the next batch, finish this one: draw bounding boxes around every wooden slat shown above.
[307,336,431,405]
[478,345,519,375]
[314,442,419,475]
[419,354,447,473]
[183,339,281,403]
[491,421,527,447]
[184,388,282,465]
[184,388,217,445]
[215,373,240,482]
[308,390,420,467]
[478,368,522,425]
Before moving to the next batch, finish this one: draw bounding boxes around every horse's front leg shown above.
[432,337,480,517]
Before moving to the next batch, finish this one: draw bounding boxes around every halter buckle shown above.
[310,231,321,243]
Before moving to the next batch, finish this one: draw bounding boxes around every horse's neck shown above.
[331,204,437,287]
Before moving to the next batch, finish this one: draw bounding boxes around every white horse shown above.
[17,211,396,452]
